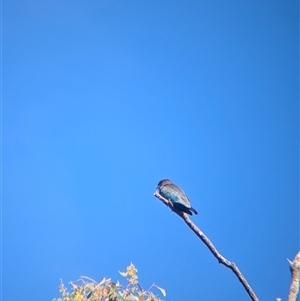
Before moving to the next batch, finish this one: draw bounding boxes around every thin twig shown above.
[154,191,259,301]
[80,276,98,284]
[287,252,300,301]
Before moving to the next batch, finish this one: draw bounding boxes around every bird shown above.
[156,179,198,215]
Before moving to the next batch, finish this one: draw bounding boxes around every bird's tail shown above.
[191,207,198,215]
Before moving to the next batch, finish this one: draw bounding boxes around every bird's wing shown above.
[166,184,191,208]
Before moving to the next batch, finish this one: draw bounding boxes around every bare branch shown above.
[154,191,259,301]
[287,251,300,301]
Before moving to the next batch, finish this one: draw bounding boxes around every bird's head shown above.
[156,179,172,190]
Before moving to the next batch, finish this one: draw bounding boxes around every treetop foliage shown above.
[53,263,166,301]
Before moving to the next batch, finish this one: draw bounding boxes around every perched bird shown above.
[156,179,198,215]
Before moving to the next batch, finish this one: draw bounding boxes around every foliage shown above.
[53,263,166,301]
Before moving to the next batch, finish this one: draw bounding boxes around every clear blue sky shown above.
[3,1,299,300]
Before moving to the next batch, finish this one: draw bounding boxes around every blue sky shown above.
[3,1,299,300]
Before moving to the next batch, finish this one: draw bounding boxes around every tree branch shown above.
[287,251,300,301]
[154,191,259,301]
